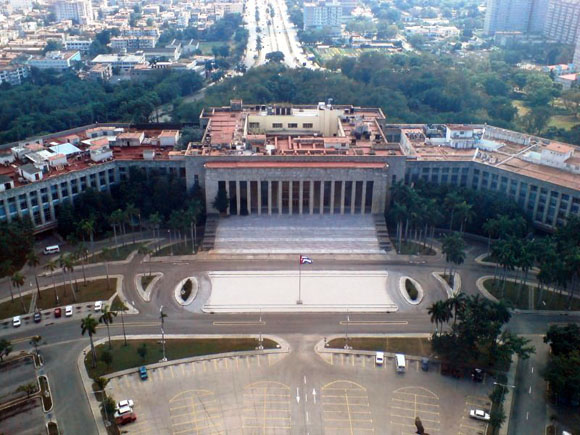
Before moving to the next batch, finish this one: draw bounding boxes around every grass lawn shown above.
[110,295,127,312]
[327,337,432,357]
[198,41,232,56]
[483,278,580,311]
[405,279,418,300]
[141,275,154,289]
[548,114,579,130]
[85,338,278,379]
[83,243,142,264]
[512,100,529,116]
[391,239,435,255]
[0,295,33,318]
[152,241,195,257]
[34,278,117,310]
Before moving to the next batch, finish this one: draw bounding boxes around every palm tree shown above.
[125,203,140,242]
[148,212,162,239]
[75,243,89,285]
[81,314,99,368]
[79,218,96,252]
[99,304,117,350]
[447,293,466,326]
[1,260,14,302]
[109,209,125,254]
[43,260,59,303]
[455,201,475,234]
[94,376,109,398]
[389,203,407,253]
[482,218,500,254]
[444,191,463,231]
[517,240,535,306]
[428,300,448,334]
[59,254,76,302]
[441,232,466,283]
[11,272,26,313]
[26,251,42,300]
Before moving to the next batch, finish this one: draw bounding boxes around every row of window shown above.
[249,122,314,129]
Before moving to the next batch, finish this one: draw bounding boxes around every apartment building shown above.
[303,0,342,35]
[544,0,580,44]
[53,0,94,25]
[0,104,579,233]
[27,50,81,70]
[484,0,548,35]
[0,64,29,85]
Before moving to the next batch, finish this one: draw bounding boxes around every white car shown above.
[114,405,133,418]
[469,409,491,421]
[375,351,384,365]
[65,305,73,317]
[12,316,21,327]
[116,399,134,411]
[94,301,102,312]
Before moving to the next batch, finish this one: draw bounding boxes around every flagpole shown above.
[297,257,303,305]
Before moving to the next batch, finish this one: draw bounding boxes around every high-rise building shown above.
[303,0,342,35]
[544,0,580,44]
[484,0,548,35]
[53,0,93,25]
[573,37,580,65]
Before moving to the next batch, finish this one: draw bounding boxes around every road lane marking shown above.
[339,320,408,325]
[212,321,265,326]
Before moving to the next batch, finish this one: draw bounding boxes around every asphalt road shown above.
[1,235,578,434]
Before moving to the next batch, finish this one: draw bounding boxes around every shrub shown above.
[405,279,419,300]
[181,279,193,301]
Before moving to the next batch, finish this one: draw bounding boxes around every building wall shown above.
[484,0,533,35]
[247,109,342,136]
[544,0,580,44]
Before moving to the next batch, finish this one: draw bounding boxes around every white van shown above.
[43,245,60,255]
[395,353,406,373]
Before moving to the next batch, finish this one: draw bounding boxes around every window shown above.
[288,123,298,128]
[249,122,260,129]
[303,123,313,128]
[272,123,283,128]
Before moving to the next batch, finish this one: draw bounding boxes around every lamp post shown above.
[159,305,167,362]
[344,309,351,350]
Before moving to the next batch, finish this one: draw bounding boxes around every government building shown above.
[0,101,579,239]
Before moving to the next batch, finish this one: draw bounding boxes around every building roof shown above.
[49,143,81,156]
[20,163,41,174]
[204,162,388,169]
[545,142,574,154]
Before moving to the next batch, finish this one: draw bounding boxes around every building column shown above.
[319,181,324,214]
[350,181,356,214]
[289,181,293,214]
[330,181,335,214]
[96,171,103,191]
[309,181,314,215]
[37,193,46,225]
[3,199,12,223]
[26,192,35,226]
[268,181,272,216]
[552,192,563,228]
[340,181,346,215]
[361,181,367,215]
[15,193,23,221]
[236,180,241,216]
[299,180,304,215]
[225,181,230,215]
[257,180,262,215]
[246,180,252,215]
[278,181,282,215]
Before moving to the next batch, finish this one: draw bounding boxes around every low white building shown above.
[18,163,43,182]
[27,51,81,70]
[90,54,146,73]
[158,130,180,147]
[64,39,92,52]
[89,140,113,162]
[0,175,14,192]
[445,124,477,149]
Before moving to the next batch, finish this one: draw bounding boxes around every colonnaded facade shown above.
[0,101,579,233]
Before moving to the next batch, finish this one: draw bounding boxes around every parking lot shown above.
[104,344,494,435]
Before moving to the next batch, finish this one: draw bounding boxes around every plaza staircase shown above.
[373,215,393,252]
[201,214,218,251]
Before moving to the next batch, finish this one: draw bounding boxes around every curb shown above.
[501,354,519,435]
[173,277,199,306]
[432,271,461,298]
[314,333,432,357]
[38,375,53,413]
[134,272,163,302]
[398,276,424,305]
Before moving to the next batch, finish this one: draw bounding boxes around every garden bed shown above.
[83,243,142,264]
[85,338,278,379]
[405,279,419,300]
[38,375,52,411]
[141,275,154,289]
[391,240,436,255]
[34,278,117,310]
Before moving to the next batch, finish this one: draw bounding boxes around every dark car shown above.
[421,357,430,371]
[139,366,148,380]
[54,307,62,318]
[472,368,484,382]
[33,312,41,323]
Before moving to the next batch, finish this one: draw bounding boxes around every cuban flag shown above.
[300,255,313,265]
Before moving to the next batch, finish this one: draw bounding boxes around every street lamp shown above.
[344,309,351,350]
[159,305,167,362]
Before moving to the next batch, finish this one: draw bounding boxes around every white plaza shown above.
[202,270,397,312]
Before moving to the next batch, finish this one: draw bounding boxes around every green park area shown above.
[83,243,143,264]
[328,337,432,357]
[85,338,278,379]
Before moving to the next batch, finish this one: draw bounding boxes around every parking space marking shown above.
[390,387,440,434]
[242,381,292,434]
[459,396,491,435]
[321,380,375,434]
[169,389,224,434]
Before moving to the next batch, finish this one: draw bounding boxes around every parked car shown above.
[54,307,62,318]
[114,405,133,418]
[12,316,21,327]
[94,301,102,312]
[469,409,490,421]
[139,366,148,380]
[33,311,41,323]
[114,411,137,425]
[116,399,134,411]
[472,368,484,382]
[375,352,384,365]
[65,305,73,317]
[421,357,430,371]
[42,245,60,255]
